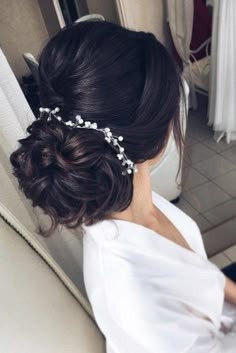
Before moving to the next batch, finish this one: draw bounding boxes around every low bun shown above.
[10,118,133,235]
[10,20,184,236]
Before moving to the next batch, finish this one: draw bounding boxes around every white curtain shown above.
[166,0,194,66]
[0,48,88,300]
[166,0,195,108]
[207,0,236,143]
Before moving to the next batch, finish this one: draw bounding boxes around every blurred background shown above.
[0,0,235,294]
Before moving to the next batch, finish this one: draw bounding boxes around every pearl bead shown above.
[38,109,137,176]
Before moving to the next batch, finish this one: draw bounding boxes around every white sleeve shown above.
[101,247,236,353]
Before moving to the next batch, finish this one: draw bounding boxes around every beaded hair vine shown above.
[38,107,138,175]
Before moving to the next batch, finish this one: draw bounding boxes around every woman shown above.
[10,20,236,352]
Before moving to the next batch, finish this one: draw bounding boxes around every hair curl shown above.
[10,20,184,236]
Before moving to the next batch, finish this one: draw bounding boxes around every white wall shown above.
[86,0,120,24]
[0,0,171,79]
[0,0,49,79]
[38,0,63,38]
[115,0,171,49]
[86,0,171,49]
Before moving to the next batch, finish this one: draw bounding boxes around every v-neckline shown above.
[107,192,198,258]
[110,217,196,257]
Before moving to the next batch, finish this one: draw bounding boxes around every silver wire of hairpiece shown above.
[39,107,138,175]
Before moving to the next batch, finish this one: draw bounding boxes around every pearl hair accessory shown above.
[39,107,138,175]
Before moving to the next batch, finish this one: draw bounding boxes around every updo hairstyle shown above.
[10,20,184,236]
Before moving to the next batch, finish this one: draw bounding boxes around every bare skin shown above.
[111,150,236,306]
[111,149,193,252]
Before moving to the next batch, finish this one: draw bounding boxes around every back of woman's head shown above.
[10,20,184,236]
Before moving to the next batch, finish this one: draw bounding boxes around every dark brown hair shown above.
[10,20,185,236]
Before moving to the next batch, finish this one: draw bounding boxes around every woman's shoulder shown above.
[83,190,208,262]
[152,191,190,216]
[151,191,192,229]
[151,191,208,257]
[151,191,200,231]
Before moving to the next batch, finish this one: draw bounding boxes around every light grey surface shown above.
[203,220,236,257]
[178,95,236,256]
[0,215,105,353]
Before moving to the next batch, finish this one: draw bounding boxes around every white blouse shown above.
[83,191,236,352]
